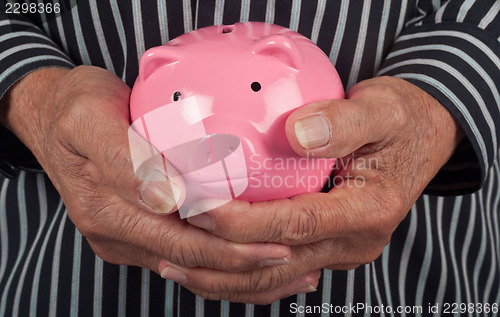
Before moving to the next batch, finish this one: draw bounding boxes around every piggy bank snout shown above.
[163,133,248,184]
[161,132,249,207]
[180,134,242,172]
[205,133,240,163]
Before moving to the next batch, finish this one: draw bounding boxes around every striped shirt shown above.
[1,1,500,316]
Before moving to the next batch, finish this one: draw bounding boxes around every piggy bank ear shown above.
[139,46,180,81]
[252,35,303,70]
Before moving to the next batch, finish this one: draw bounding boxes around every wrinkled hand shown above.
[1,66,314,298]
[172,76,464,304]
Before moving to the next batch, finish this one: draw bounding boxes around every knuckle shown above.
[193,274,236,296]
[236,270,266,292]
[257,270,284,291]
[86,241,119,265]
[56,100,85,137]
[380,186,407,220]
[386,189,406,215]
[165,237,199,267]
[388,96,408,129]
[339,239,385,267]
[378,79,408,126]
[208,275,232,294]
[365,187,406,239]
[114,210,146,241]
[67,197,109,240]
[328,104,359,155]
[74,213,104,241]
[282,203,321,244]
[363,78,409,130]
[225,254,248,272]
[54,98,101,155]
[103,143,136,186]
[363,243,387,264]
[235,269,285,293]
[265,208,284,242]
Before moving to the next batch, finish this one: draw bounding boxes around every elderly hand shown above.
[0,66,314,296]
[168,76,464,304]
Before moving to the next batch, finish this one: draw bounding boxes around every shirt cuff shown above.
[378,22,500,195]
[0,14,75,178]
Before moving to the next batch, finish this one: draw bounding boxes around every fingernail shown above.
[187,213,215,231]
[291,283,317,295]
[140,170,181,214]
[160,266,187,284]
[259,257,290,267]
[294,114,331,149]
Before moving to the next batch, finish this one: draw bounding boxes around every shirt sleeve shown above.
[378,0,500,195]
[0,8,75,178]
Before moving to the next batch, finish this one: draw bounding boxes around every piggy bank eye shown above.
[172,91,182,101]
[251,82,261,92]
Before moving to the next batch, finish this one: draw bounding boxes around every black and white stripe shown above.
[1,1,500,316]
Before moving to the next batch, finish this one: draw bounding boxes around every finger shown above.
[188,178,404,245]
[285,82,403,158]
[72,184,292,272]
[156,232,388,304]
[180,272,319,305]
[157,228,381,302]
[158,259,321,305]
[92,113,185,214]
[183,271,320,305]
[86,236,165,274]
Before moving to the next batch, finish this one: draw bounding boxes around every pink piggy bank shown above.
[129,22,344,218]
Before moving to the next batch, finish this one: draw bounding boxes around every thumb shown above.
[67,102,186,214]
[75,114,186,214]
[128,128,186,214]
[285,98,387,158]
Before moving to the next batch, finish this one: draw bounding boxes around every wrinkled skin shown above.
[1,65,322,301]
[180,76,463,304]
[2,67,462,304]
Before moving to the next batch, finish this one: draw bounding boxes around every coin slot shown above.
[221,25,234,34]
